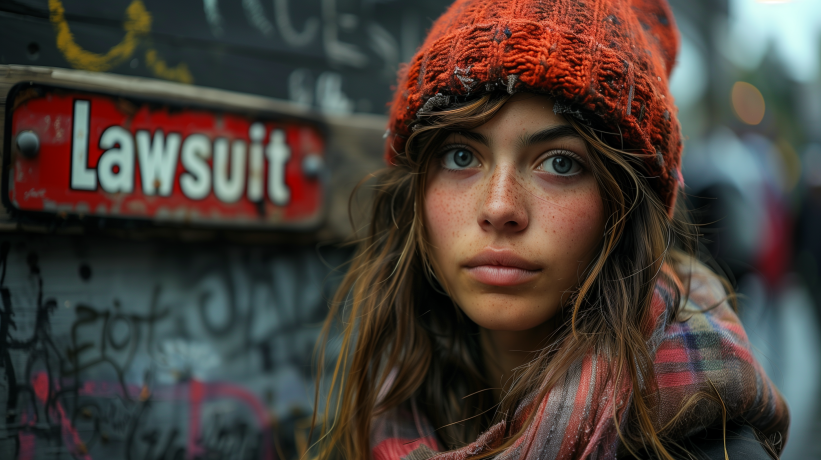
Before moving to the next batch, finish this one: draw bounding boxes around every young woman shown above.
[313,0,789,458]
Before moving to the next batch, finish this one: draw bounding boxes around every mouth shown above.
[463,249,542,287]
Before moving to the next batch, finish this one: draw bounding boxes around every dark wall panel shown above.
[0,235,350,459]
[0,0,451,115]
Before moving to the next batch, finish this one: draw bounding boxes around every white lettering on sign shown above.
[266,130,291,206]
[70,100,96,190]
[180,134,212,200]
[68,100,298,206]
[136,130,181,196]
[247,123,265,202]
[213,138,247,203]
[97,126,135,193]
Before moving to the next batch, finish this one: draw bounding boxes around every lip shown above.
[463,249,542,286]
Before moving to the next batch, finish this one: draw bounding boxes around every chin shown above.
[455,293,561,332]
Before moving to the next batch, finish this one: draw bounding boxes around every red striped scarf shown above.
[371,265,789,459]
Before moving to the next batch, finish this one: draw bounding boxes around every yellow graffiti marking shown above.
[145,49,193,85]
[49,0,193,84]
[49,0,149,72]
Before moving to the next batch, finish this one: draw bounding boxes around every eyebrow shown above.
[450,126,582,148]
[452,130,491,146]
[517,125,583,148]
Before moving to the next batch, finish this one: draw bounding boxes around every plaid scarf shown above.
[371,265,790,459]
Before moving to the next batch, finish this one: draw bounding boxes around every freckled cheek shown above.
[424,182,476,248]
[536,186,605,256]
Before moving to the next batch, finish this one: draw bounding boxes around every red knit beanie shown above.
[385,0,684,212]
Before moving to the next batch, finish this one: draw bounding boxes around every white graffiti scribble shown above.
[202,0,224,37]
[242,0,274,36]
[322,0,368,68]
[275,0,320,47]
[24,188,46,200]
[368,23,399,79]
[316,71,354,114]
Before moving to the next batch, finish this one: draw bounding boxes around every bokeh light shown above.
[731,81,766,125]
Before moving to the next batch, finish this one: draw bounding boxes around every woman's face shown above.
[424,93,606,332]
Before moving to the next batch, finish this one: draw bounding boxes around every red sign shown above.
[4,84,325,228]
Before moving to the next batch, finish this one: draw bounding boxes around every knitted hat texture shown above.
[385,0,684,211]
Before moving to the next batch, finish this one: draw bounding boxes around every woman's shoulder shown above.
[620,422,778,459]
[653,255,789,454]
[659,254,748,350]
[371,401,440,460]
[668,255,735,316]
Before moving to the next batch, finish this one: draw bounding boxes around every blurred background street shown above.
[668,1,821,457]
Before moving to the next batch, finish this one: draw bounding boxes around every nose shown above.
[478,165,529,233]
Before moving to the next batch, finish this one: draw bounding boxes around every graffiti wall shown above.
[0,0,451,115]
[0,234,349,459]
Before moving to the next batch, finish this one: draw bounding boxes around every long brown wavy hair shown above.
[310,92,731,460]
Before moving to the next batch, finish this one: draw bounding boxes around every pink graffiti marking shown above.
[186,380,274,460]
[24,372,92,460]
[17,414,35,460]
[187,379,206,460]
[32,372,49,402]
[21,374,274,460]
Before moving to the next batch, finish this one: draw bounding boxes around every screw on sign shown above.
[16,131,40,158]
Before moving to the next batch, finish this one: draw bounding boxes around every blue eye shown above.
[539,154,582,176]
[442,147,480,169]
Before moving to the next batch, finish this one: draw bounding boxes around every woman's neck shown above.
[480,319,559,402]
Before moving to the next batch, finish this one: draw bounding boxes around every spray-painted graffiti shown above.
[48,0,193,83]
[0,235,348,459]
[0,0,450,115]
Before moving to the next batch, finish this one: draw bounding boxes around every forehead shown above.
[474,93,569,135]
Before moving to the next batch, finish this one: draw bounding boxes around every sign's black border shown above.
[2,81,329,232]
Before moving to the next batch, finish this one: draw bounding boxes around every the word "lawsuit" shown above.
[69,100,292,205]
